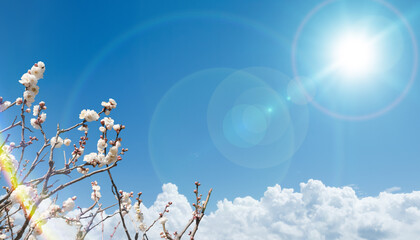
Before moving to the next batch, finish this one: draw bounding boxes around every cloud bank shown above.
[41,180,420,240]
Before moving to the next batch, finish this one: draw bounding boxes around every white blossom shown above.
[31,66,43,79]
[47,204,61,218]
[113,124,121,131]
[72,147,84,160]
[101,98,117,110]
[0,101,11,112]
[78,125,88,131]
[103,117,114,130]
[62,197,76,212]
[105,150,118,164]
[120,191,132,215]
[99,126,106,132]
[160,216,168,225]
[97,154,106,167]
[91,181,101,201]
[33,105,40,116]
[83,152,99,166]
[64,138,71,146]
[77,167,89,174]
[134,202,144,223]
[97,139,107,153]
[10,185,37,207]
[40,113,46,123]
[79,109,99,122]
[109,145,118,155]
[23,90,35,107]
[30,118,41,129]
[16,97,23,105]
[28,84,39,95]
[19,73,37,87]
[51,136,64,148]
[36,61,45,71]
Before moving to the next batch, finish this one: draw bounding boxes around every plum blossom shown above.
[78,125,88,131]
[33,105,40,116]
[28,85,39,95]
[77,167,89,175]
[19,62,45,107]
[83,152,105,167]
[97,138,107,153]
[19,73,37,87]
[10,185,37,208]
[51,136,64,148]
[101,98,117,110]
[91,181,101,201]
[30,112,47,130]
[16,97,23,105]
[72,147,84,160]
[30,118,41,130]
[159,216,168,225]
[79,109,99,122]
[23,90,35,107]
[0,101,11,112]
[113,124,121,131]
[46,204,61,218]
[31,63,45,79]
[120,191,133,215]
[134,202,144,223]
[64,138,71,146]
[62,196,76,212]
[105,147,118,164]
[102,117,114,130]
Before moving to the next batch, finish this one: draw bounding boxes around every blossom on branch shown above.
[79,109,99,122]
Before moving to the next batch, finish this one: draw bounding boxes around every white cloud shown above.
[38,180,420,240]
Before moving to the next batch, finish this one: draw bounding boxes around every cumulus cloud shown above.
[39,180,420,240]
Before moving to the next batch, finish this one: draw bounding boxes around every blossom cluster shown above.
[10,184,37,210]
[133,200,147,232]
[119,191,133,215]
[19,61,45,107]
[30,101,47,130]
[91,181,101,201]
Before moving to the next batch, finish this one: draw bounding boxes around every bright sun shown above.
[333,33,376,77]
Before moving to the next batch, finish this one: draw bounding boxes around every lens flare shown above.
[333,33,376,77]
[0,145,60,239]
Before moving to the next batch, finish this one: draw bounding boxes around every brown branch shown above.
[47,161,119,198]
[106,169,132,240]
[190,188,212,239]
[0,121,22,134]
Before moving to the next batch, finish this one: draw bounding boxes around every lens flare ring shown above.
[291,0,418,120]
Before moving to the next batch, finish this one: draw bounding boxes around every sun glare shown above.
[333,33,376,77]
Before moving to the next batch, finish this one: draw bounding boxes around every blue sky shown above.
[1,0,420,213]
